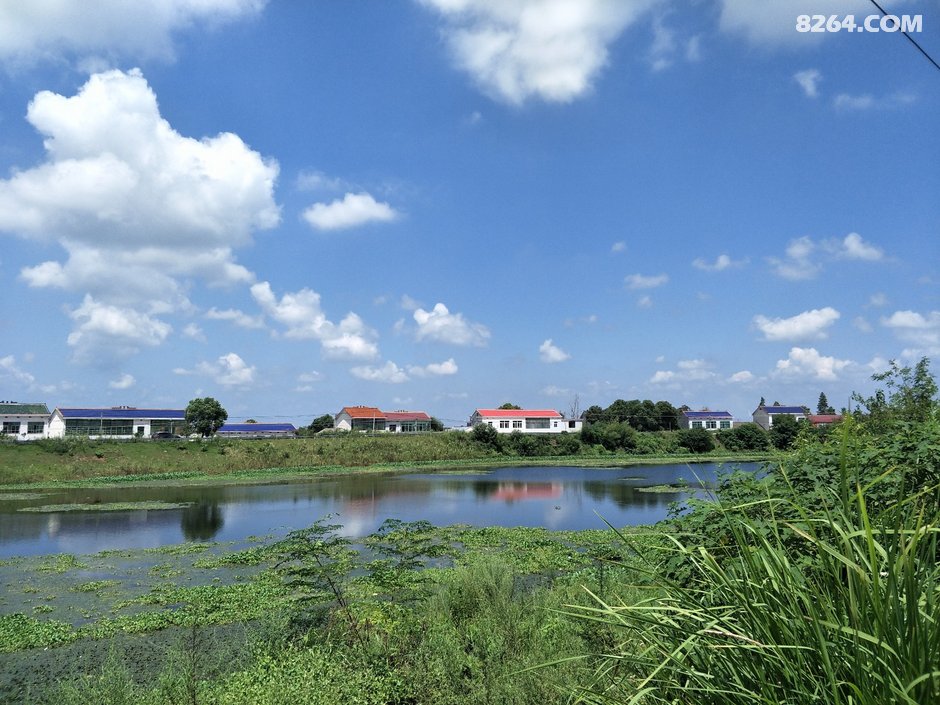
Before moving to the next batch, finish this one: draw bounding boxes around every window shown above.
[513,420,522,429]
[568,421,577,429]
[2,421,19,435]
[705,420,717,430]
[691,421,703,429]
[28,422,44,434]
[719,420,731,429]
[499,420,510,429]
[525,418,550,430]
[65,418,134,436]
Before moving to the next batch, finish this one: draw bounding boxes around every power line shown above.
[868,0,940,73]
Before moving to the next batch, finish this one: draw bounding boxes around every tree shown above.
[498,402,522,410]
[758,397,766,408]
[568,394,582,420]
[768,414,801,450]
[308,414,335,433]
[245,418,257,424]
[582,405,605,424]
[816,393,835,415]
[185,397,228,437]
[853,357,937,426]
[429,417,444,432]
[678,428,715,453]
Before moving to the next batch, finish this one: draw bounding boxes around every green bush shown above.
[677,427,715,453]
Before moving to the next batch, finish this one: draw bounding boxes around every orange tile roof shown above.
[341,406,385,419]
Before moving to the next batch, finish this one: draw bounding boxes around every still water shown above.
[0,462,757,557]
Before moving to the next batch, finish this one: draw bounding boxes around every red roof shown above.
[340,406,385,419]
[807,414,842,426]
[384,411,431,422]
[473,409,562,418]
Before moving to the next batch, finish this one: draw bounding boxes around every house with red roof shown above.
[469,408,583,434]
[333,406,434,432]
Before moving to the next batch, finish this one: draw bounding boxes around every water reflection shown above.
[181,501,225,541]
[0,462,757,557]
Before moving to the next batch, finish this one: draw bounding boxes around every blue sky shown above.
[0,0,937,427]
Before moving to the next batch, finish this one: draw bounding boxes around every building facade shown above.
[216,423,297,438]
[48,407,186,439]
[752,405,807,430]
[384,411,432,433]
[0,402,50,440]
[469,409,583,434]
[334,406,386,432]
[680,410,733,431]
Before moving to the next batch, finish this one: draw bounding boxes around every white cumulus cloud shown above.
[753,307,840,342]
[408,358,459,377]
[350,361,409,384]
[0,355,36,387]
[251,281,379,360]
[205,307,266,329]
[774,347,852,382]
[719,0,869,45]
[0,0,266,65]
[794,68,821,98]
[881,310,940,355]
[728,370,754,383]
[692,254,747,272]
[419,0,659,105]
[413,303,490,346]
[109,373,136,390]
[67,295,172,360]
[196,352,256,387]
[625,273,668,289]
[836,232,884,261]
[539,339,570,363]
[302,192,398,231]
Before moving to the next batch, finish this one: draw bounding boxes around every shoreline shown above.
[0,452,772,491]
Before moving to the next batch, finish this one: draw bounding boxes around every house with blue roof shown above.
[680,410,733,432]
[216,422,297,439]
[48,406,186,439]
[752,404,808,430]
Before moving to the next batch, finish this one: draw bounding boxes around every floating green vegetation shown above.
[19,501,193,513]
[635,484,693,493]
[35,554,86,574]
[0,492,48,501]
[70,580,121,593]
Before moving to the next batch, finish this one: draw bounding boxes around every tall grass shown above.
[567,425,940,704]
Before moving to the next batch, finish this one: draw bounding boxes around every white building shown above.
[680,410,733,431]
[0,402,50,440]
[469,409,583,434]
[48,407,186,439]
[752,405,807,430]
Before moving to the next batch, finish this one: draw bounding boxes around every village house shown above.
[752,404,807,430]
[47,407,186,439]
[679,410,733,431]
[469,408,583,434]
[0,401,50,440]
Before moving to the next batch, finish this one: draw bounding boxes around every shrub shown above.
[677,428,715,453]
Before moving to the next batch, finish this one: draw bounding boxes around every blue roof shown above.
[57,408,184,419]
[763,406,806,414]
[683,411,732,418]
[218,423,296,433]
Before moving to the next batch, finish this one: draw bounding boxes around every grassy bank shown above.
[0,432,770,487]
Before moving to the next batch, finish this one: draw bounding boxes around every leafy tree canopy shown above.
[853,357,937,427]
[185,397,228,436]
[309,414,335,433]
[498,402,522,410]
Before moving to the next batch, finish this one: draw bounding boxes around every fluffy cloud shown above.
[67,296,172,360]
[251,282,379,360]
[186,352,256,387]
[302,192,399,231]
[833,92,916,111]
[350,361,409,384]
[650,358,716,384]
[625,273,668,289]
[753,307,840,342]
[0,69,278,353]
[774,347,852,381]
[727,370,754,383]
[205,307,266,329]
[408,358,459,377]
[881,310,940,355]
[0,0,266,65]
[719,0,869,44]
[793,68,821,98]
[0,355,36,387]
[413,303,490,346]
[692,254,747,272]
[420,0,658,104]
[768,236,819,280]
[835,233,884,261]
[109,373,136,390]
[539,339,571,363]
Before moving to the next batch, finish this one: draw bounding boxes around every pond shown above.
[0,462,758,558]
